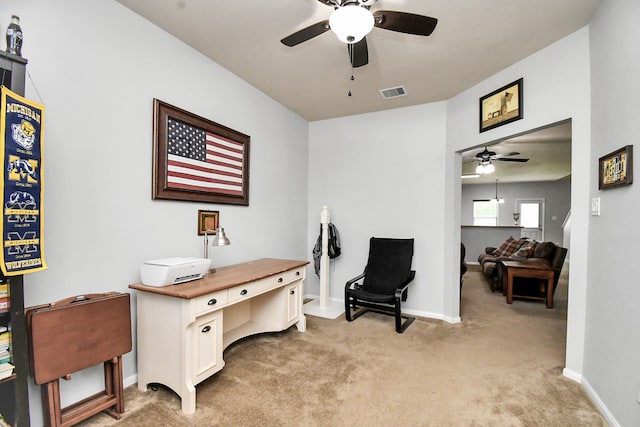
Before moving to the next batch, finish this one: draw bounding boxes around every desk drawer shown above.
[193,290,228,315]
[227,268,305,304]
[279,268,305,285]
[227,277,274,304]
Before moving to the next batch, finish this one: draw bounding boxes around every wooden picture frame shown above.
[197,210,219,235]
[152,99,250,205]
[479,78,523,133]
[599,145,633,190]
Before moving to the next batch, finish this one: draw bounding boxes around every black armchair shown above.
[344,237,415,333]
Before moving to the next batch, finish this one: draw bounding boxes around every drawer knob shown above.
[278,277,284,283]
[201,325,211,333]
[207,298,217,306]
[295,271,300,276]
[240,289,248,295]
[290,289,295,295]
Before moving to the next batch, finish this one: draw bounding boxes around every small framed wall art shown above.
[479,78,523,133]
[197,210,219,235]
[152,99,250,205]
[599,145,633,190]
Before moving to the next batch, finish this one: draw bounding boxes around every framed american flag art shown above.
[152,99,250,205]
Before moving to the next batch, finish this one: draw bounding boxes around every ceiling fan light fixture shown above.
[484,162,495,174]
[475,161,495,174]
[329,5,374,44]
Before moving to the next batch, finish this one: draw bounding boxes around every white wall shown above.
[308,102,449,319]
[1,1,309,425]
[5,0,637,425]
[307,25,595,393]
[587,1,640,425]
[445,27,592,384]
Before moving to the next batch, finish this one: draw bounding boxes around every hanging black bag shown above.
[312,223,341,276]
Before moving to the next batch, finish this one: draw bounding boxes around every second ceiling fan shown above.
[280,0,438,68]
[474,147,529,174]
[475,147,529,163]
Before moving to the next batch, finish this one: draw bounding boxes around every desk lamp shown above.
[203,227,230,273]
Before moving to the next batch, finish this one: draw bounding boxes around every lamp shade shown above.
[212,227,230,246]
[329,5,374,43]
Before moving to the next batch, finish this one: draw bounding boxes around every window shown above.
[473,200,498,226]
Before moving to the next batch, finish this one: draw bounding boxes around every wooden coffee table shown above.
[500,260,555,308]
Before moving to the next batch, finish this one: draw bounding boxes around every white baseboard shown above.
[563,368,620,427]
[442,314,462,324]
[581,376,621,427]
[562,367,582,383]
[402,307,461,324]
[304,293,460,324]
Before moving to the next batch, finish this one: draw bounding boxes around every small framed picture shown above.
[197,210,219,235]
[479,78,523,133]
[599,145,633,190]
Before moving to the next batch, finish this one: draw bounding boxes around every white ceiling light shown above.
[329,5,374,44]
[475,161,495,175]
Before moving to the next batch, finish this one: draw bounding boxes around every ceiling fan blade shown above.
[347,37,368,68]
[496,158,529,163]
[281,20,330,47]
[373,10,438,36]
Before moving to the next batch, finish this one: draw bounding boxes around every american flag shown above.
[167,118,244,196]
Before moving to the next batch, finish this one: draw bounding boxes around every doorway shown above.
[516,198,545,241]
[459,120,572,353]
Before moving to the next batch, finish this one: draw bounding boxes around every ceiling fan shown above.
[475,147,529,163]
[472,147,528,174]
[280,0,438,68]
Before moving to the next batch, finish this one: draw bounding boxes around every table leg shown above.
[114,356,125,414]
[42,379,61,427]
[546,273,554,309]
[506,268,513,304]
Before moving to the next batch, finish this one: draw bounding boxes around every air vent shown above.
[379,85,407,100]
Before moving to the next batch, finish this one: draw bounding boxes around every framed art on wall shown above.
[197,210,219,235]
[599,145,633,190]
[152,99,250,205]
[479,78,523,133]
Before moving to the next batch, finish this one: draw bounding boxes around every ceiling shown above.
[115,0,601,121]
[460,121,572,185]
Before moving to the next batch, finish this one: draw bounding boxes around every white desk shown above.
[129,258,308,414]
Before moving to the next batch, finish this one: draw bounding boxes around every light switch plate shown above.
[591,197,601,216]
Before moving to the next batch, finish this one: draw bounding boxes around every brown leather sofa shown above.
[478,238,567,293]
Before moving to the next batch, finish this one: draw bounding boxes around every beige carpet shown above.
[79,267,606,426]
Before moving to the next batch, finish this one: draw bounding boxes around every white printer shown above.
[140,257,211,287]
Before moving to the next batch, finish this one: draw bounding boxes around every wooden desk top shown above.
[129,258,309,299]
[500,260,551,270]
